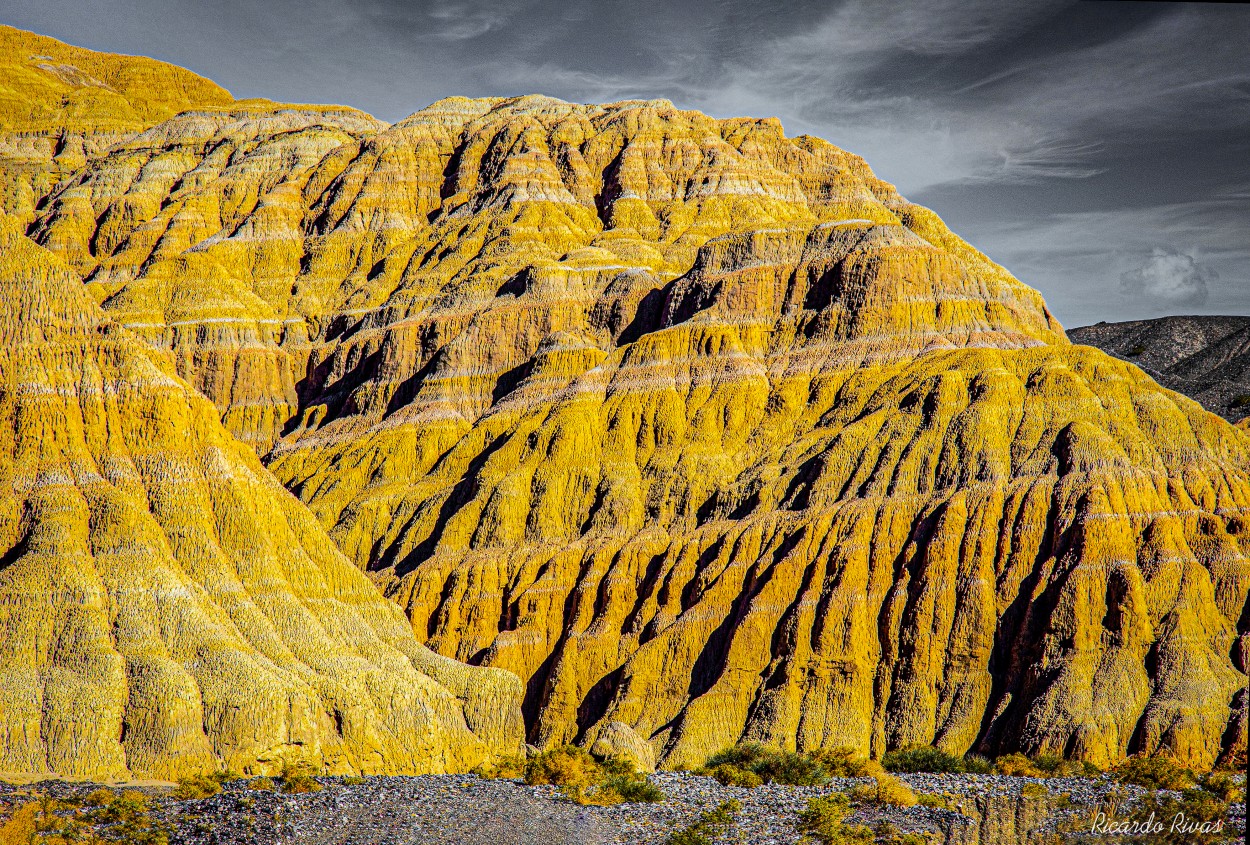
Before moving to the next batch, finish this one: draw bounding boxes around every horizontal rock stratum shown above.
[3,26,1248,776]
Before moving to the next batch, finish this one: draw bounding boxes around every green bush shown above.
[698,743,828,786]
[84,790,170,845]
[1194,772,1245,803]
[604,774,665,804]
[796,794,873,844]
[247,776,276,791]
[704,762,764,788]
[1112,754,1195,790]
[871,823,934,845]
[341,775,366,786]
[172,774,222,800]
[667,799,740,845]
[881,746,968,774]
[916,792,950,810]
[1020,783,1049,799]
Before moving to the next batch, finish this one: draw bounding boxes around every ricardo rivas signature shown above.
[1090,810,1225,837]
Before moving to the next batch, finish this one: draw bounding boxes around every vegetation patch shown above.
[1111,754,1196,791]
[0,789,170,845]
[667,799,740,845]
[172,769,239,800]
[481,745,663,805]
[696,743,877,787]
[993,752,1100,778]
[882,746,988,774]
[847,773,918,807]
[796,793,873,844]
[279,761,324,794]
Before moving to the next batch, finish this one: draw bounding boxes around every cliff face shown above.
[1071,316,1250,422]
[0,217,523,780]
[8,32,1248,774]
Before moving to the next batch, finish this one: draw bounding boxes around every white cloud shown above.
[1119,248,1214,307]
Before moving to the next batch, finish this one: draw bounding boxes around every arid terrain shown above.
[0,23,1245,844]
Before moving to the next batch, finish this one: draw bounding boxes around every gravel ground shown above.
[1,771,1243,845]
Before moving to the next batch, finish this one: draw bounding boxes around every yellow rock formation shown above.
[0,26,233,227]
[6,31,1247,774]
[0,216,522,780]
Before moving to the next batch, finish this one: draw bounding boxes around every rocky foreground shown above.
[0,772,1244,845]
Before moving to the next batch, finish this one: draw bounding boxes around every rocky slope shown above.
[1070,316,1250,422]
[6,32,1249,775]
[0,216,523,781]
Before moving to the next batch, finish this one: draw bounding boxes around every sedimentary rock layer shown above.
[0,25,233,227]
[11,33,1249,773]
[0,216,523,780]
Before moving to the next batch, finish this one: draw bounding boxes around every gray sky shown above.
[3,0,1248,328]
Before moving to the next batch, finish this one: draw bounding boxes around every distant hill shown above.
[1070,316,1250,421]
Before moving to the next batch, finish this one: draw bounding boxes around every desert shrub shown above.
[524,746,662,805]
[667,799,739,845]
[173,774,222,800]
[881,747,967,774]
[812,747,880,778]
[84,788,116,806]
[916,792,950,810]
[994,752,1092,779]
[83,790,169,845]
[796,793,873,844]
[1128,343,1148,356]
[583,773,665,805]
[1020,783,1049,799]
[1112,754,1195,791]
[963,754,993,774]
[705,762,764,788]
[1195,772,1244,803]
[280,761,323,794]
[872,823,934,845]
[994,752,1042,777]
[1232,394,1250,409]
[247,776,276,791]
[341,775,366,786]
[848,773,918,807]
[698,743,828,786]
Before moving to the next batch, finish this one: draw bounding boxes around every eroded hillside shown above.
[6,29,1248,773]
[0,216,522,780]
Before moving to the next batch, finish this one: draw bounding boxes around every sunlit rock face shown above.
[0,217,524,780]
[12,32,1249,773]
[0,25,233,229]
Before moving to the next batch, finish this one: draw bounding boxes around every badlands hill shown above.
[0,215,523,781]
[1071,316,1250,422]
[1,26,1247,777]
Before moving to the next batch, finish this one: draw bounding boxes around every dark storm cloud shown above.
[2,0,1247,325]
